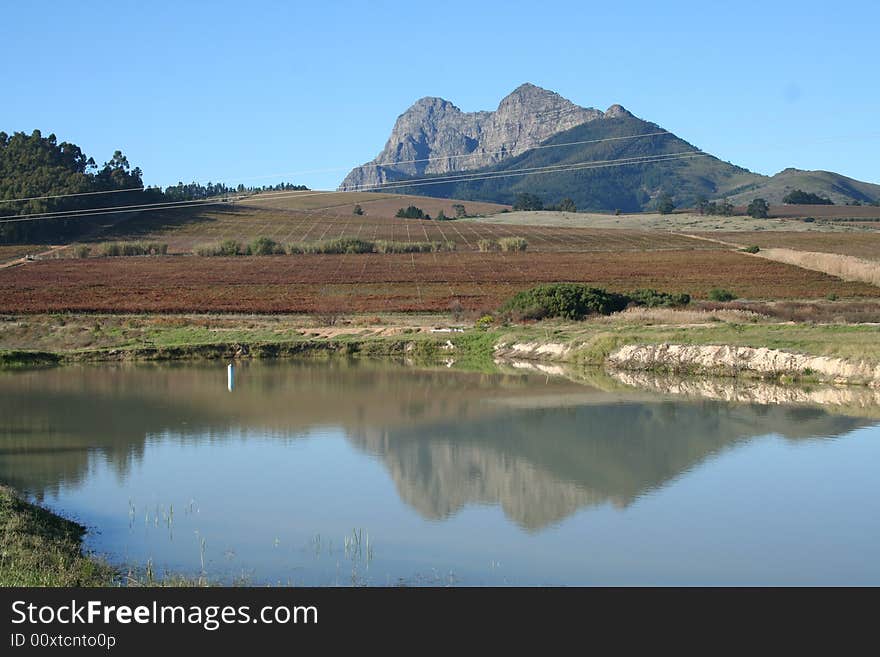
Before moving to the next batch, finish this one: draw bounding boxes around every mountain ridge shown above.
[340,83,624,191]
[340,84,880,210]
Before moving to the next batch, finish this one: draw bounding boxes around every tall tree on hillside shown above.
[656,193,675,214]
[747,198,770,218]
[557,197,577,213]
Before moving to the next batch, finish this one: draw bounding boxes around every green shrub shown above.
[501,284,630,320]
[374,240,453,253]
[475,315,495,329]
[98,242,166,257]
[250,236,284,255]
[556,198,577,213]
[219,240,243,256]
[121,243,145,256]
[708,288,737,302]
[627,288,691,307]
[746,198,770,219]
[741,245,761,254]
[194,244,220,256]
[657,193,675,214]
[99,242,122,257]
[287,238,374,254]
[477,239,499,252]
[72,245,91,258]
[395,205,426,219]
[498,237,528,252]
[513,193,543,211]
[194,240,244,256]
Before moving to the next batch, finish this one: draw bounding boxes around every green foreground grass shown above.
[0,486,208,587]
[0,485,112,586]
[1,311,879,373]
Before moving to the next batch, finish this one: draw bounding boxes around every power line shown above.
[0,151,701,222]
[0,130,670,206]
[0,186,145,204]
[343,150,702,190]
[0,150,707,224]
[193,111,651,183]
[339,132,671,179]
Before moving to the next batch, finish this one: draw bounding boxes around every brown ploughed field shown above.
[87,204,724,254]
[707,231,880,261]
[1,250,874,314]
[762,204,880,219]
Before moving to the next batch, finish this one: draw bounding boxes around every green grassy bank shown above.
[0,485,112,586]
[1,311,879,383]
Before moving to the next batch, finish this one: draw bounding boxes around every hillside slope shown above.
[724,168,880,205]
[374,114,765,212]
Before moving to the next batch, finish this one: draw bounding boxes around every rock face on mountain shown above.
[340,83,625,191]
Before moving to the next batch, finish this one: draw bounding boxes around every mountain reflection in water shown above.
[0,361,872,531]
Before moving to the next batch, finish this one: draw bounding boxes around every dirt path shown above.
[0,245,69,270]
[680,232,880,288]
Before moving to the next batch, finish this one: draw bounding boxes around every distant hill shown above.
[340,84,879,211]
[723,168,880,206]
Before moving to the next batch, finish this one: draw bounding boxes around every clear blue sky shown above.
[3,0,877,190]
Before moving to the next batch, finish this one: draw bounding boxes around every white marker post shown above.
[227,363,234,392]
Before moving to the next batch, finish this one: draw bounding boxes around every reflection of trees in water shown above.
[0,364,873,527]
[0,363,566,499]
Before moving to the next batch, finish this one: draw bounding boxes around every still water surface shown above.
[2,361,878,585]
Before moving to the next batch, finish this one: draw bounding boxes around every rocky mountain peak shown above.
[500,82,564,104]
[604,104,633,119]
[340,84,616,191]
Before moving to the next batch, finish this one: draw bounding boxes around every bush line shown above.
[194,237,458,256]
[477,237,528,252]
[500,283,692,320]
[92,242,168,257]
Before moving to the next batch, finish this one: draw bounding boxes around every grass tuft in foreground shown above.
[0,485,113,586]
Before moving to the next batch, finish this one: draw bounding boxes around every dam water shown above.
[2,360,878,585]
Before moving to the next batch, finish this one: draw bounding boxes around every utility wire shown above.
[0,150,706,224]
[0,186,145,204]
[0,130,671,206]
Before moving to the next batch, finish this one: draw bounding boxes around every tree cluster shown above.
[395,205,430,219]
[656,193,675,214]
[782,189,833,205]
[0,130,307,243]
[696,197,735,216]
[746,198,769,218]
[512,193,544,211]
